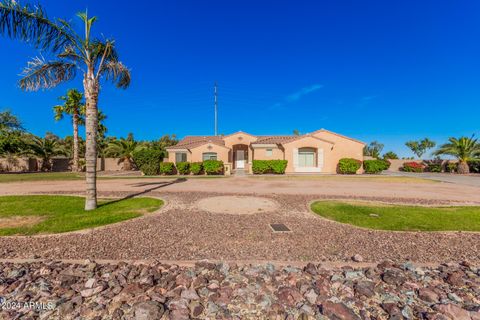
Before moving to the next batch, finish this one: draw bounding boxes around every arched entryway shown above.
[232,144,249,170]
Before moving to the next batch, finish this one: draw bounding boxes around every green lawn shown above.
[310,200,480,231]
[0,195,163,235]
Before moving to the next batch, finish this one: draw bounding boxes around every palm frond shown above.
[0,0,74,51]
[19,56,76,91]
[101,60,131,89]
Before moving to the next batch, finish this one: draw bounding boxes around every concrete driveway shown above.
[384,171,480,187]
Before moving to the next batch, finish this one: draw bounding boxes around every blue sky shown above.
[1,0,479,157]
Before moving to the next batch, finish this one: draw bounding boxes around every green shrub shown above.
[252,160,288,174]
[176,162,190,175]
[159,162,175,175]
[468,160,480,173]
[190,162,203,175]
[447,162,457,173]
[202,160,224,175]
[402,161,424,172]
[133,149,163,175]
[338,158,362,174]
[363,159,390,174]
[423,160,442,173]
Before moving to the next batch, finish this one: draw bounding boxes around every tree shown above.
[293,129,300,136]
[0,110,24,132]
[144,134,178,158]
[1,2,131,210]
[383,151,399,160]
[53,89,85,172]
[405,138,436,159]
[434,136,480,174]
[106,134,144,171]
[363,141,384,159]
[25,136,66,171]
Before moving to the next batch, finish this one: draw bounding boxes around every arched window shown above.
[202,152,217,161]
[298,148,316,167]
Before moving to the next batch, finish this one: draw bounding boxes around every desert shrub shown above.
[159,162,175,175]
[338,158,362,174]
[402,161,424,173]
[468,160,480,173]
[252,160,288,174]
[363,159,390,174]
[133,149,163,175]
[203,160,224,175]
[190,162,203,175]
[423,159,442,173]
[446,162,457,173]
[176,162,190,175]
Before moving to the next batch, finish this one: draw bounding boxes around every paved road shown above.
[384,171,480,187]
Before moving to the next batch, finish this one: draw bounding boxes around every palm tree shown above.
[106,135,144,171]
[0,2,130,210]
[26,136,66,171]
[434,136,480,174]
[53,89,85,172]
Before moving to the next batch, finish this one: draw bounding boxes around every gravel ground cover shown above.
[0,191,479,263]
[0,259,478,319]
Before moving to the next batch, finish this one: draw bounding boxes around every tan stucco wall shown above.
[167,150,191,163]
[252,147,284,160]
[222,132,257,149]
[189,144,230,163]
[312,131,365,173]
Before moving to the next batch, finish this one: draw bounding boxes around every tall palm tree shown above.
[53,89,85,172]
[0,2,130,210]
[434,136,480,174]
[26,136,66,171]
[106,135,144,171]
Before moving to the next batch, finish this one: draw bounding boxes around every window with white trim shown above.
[175,152,187,163]
[298,148,316,167]
[202,152,217,161]
[266,148,273,157]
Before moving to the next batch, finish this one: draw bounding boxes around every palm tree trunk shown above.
[72,111,80,172]
[84,72,99,210]
[457,160,470,174]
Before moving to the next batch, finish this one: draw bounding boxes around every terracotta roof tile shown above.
[254,136,297,144]
[167,136,225,150]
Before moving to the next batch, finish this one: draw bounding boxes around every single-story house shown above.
[166,129,365,174]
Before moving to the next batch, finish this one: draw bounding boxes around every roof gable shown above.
[312,129,365,145]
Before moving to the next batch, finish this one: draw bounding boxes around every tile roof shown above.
[253,135,297,144]
[167,136,225,150]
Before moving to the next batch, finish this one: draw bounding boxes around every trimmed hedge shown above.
[176,162,190,175]
[132,149,163,175]
[203,160,224,175]
[363,159,391,174]
[402,161,424,173]
[424,160,442,173]
[252,160,288,174]
[468,160,480,173]
[338,158,362,174]
[159,162,175,175]
[190,162,203,175]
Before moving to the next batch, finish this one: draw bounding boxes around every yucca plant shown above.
[0,1,130,210]
[434,136,480,174]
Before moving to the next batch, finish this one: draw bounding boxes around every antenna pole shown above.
[214,81,218,136]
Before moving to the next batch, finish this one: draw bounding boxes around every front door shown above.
[236,150,245,169]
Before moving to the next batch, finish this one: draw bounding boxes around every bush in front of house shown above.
[402,161,424,173]
[338,158,362,174]
[190,162,203,175]
[468,160,480,173]
[176,162,190,175]
[202,160,224,175]
[132,149,163,175]
[363,159,390,174]
[159,162,175,175]
[252,160,288,174]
